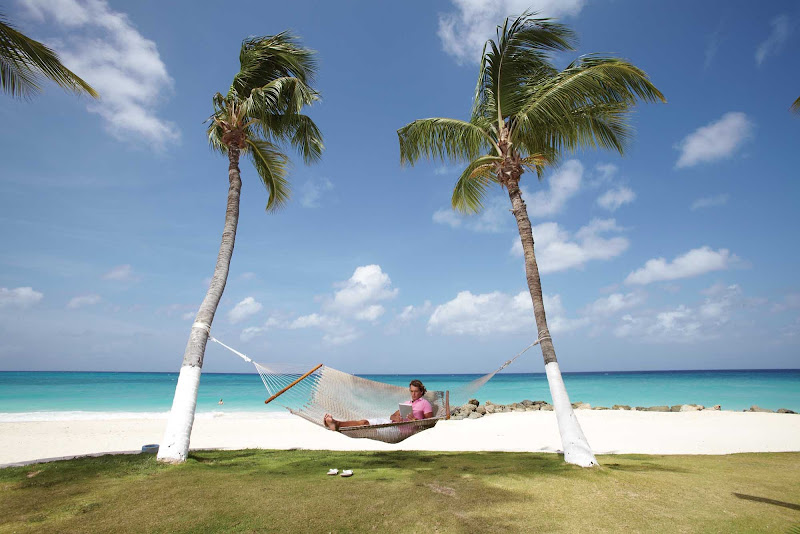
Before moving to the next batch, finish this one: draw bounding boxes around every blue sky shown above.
[1,0,798,373]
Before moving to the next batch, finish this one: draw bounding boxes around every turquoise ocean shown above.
[0,369,798,421]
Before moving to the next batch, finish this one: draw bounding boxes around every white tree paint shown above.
[545,361,598,467]
[157,365,202,463]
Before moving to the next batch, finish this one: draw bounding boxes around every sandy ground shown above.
[1,410,799,467]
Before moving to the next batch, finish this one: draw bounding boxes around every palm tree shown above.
[0,13,97,99]
[158,32,323,463]
[792,96,800,113]
[398,14,664,467]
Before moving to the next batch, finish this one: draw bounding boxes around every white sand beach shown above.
[2,410,799,467]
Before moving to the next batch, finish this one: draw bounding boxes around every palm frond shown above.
[515,55,664,132]
[792,95,800,113]
[520,154,552,180]
[516,101,632,156]
[451,155,502,214]
[231,32,317,99]
[246,138,291,211]
[0,15,98,99]
[398,118,496,166]
[473,13,574,122]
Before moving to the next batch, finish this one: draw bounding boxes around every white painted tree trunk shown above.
[506,176,598,467]
[157,145,242,464]
[157,365,202,463]
[545,362,597,467]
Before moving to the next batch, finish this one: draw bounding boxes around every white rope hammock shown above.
[207,333,547,444]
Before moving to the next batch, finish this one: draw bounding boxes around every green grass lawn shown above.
[1,450,798,533]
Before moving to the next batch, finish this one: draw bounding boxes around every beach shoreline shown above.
[2,410,799,467]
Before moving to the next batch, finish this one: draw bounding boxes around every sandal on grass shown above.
[326,469,339,476]
[340,469,354,477]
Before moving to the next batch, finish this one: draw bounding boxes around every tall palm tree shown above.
[0,13,97,99]
[158,32,323,463]
[398,14,664,467]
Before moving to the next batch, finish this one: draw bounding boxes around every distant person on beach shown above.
[218,399,223,405]
[323,379,433,431]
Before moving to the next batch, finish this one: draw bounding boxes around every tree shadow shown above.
[732,493,800,511]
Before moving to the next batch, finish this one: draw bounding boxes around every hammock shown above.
[206,331,545,444]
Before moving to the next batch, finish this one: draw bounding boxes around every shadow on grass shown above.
[733,493,800,511]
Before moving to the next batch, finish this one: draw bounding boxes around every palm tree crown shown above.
[207,32,324,209]
[0,13,98,99]
[398,13,664,212]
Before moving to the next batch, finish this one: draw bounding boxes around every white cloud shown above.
[243,265,399,345]
[397,301,433,323]
[625,246,735,285]
[593,163,618,183]
[511,218,629,273]
[299,178,334,208]
[691,194,729,211]
[755,15,791,65]
[67,294,102,309]
[433,195,511,233]
[0,287,44,308]
[583,292,645,316]
[675,112,753,168]
[438,0,587,64]
[181,311,195,321]
[228,297,263,323]
[239,272,258,281]
[102,264,136,282]
[329,265,398,317]
[526,160,583,218]
[771,293,800,313]
[20,0,179,147]
[597,186,635,212]
[427,290,584,336]
[432,208,462,229]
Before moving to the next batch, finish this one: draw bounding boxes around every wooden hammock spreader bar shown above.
[265,363,323,405]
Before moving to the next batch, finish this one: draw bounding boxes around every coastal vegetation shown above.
[0,13,97,99]
[397,13,664,467]
[1,450,798,532]
[159,33,323,463]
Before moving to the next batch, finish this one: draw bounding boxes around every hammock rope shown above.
[207,334,544,444]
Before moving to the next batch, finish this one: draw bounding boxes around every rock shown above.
[526,405,541,411]
[461,403,477,413]
[777,408,797,414]
[634,406,646,411]
[748,405,772,413]
[468,399,480,406]
[451,415,463,420]
[467,412,482,419]
[477,406,487,415]
[541,404,554,411]
[593,406,609,410]
[613,405,631,410]
[712,405,721,411]
[679,404,703,412]
[485,400,494,406]
[574,403,592,410]
[484,404,496,414]
[670,405,682,412]
[647,406,670,412]
[521,400,534,406]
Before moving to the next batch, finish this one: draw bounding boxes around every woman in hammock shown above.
[323,379,434,431]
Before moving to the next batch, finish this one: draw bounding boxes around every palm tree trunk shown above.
[506,178,598,467]
[158,146,242,463]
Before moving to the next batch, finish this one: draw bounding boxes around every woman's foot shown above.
[323,414,340,431]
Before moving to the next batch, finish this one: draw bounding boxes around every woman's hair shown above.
[409,379,426,395]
